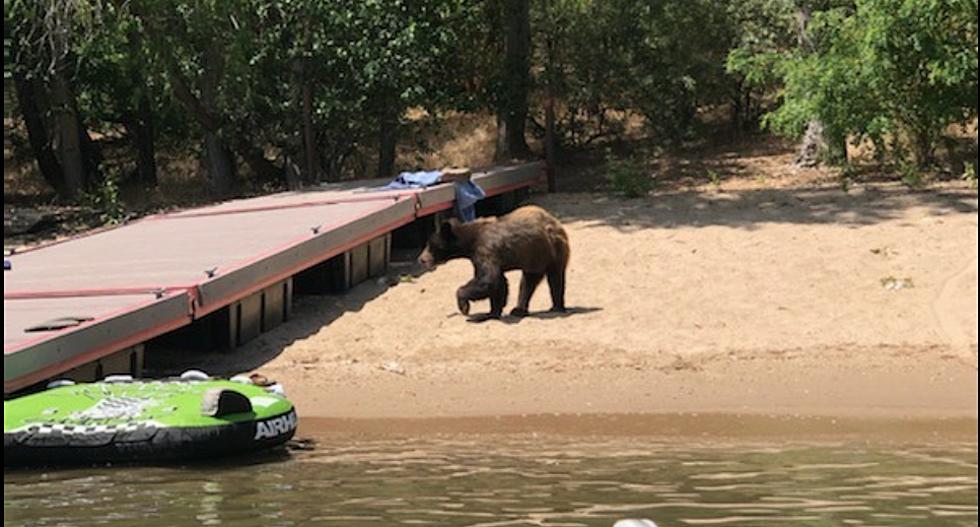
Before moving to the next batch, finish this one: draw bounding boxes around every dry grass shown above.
[5,111,976,248]
[398,110,498,169]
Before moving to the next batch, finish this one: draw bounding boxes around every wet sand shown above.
[299,413,978,443]
[281,350,977,420]
[166,183,978,432]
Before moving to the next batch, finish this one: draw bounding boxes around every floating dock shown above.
[4,162,542,393]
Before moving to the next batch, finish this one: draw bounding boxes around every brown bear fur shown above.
[418,205,570,319]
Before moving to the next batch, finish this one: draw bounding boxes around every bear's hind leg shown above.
[546,268,566,313]
[511,272,544,317]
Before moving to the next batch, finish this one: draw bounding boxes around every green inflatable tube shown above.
[4,375,297,467]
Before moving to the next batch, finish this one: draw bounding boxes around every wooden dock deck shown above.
[4,162,542,393]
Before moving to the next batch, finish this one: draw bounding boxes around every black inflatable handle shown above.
[201,389,254,417]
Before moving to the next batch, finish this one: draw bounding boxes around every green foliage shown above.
[533,0,749,146]
[898,160,926,188]
[605,153,653,198]
[296,0,472,176]
[706,169,722,187]
[963,163,977,188]
[748,0,978,166]
[81,175,126,224]
[838,164,858,192]
[725,0,797,85]
[5,0,978,199]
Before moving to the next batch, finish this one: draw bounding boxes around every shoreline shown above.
[297,412,978,443]
[273,343,977,432]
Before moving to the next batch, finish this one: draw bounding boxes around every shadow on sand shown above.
[144,252,433,377]
[464,306,604,324]
[544,185,977,233]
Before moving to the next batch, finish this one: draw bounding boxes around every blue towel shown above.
[381,170,443,190]
[454,180,485,223]
[379,170,486,223]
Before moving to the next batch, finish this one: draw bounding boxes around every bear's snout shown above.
[418,248,435,269]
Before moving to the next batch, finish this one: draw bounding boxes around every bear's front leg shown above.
[456,273,507,321]
[456,278,490,316]
[456,288,472,315]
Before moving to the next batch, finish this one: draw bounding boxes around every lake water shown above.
[4,436,977,527]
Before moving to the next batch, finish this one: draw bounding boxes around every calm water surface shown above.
[4,437,977,527]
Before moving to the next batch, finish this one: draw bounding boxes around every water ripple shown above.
[4,439,976,527]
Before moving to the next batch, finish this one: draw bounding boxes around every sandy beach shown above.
[153,181,978,428]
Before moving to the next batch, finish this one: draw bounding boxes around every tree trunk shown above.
[377,100,398,179]
[545,94,557,192]
[543,1,558,192]
[793,1,834,167]
[12,71,67,196]
[48,73,88,197]
[913,128,935,169]
[8,13,68,197]
[290,52,318,187]
[135,9,250,192]
[495,0,532,161]
[743,88,754,132]
[128,29,157,188]
[78,113,103,188]
[203,132,237,196]
[795,120,827,167]
[199,46,238,196]
[132,91,158,187]
[300,13,320,185]
[730,79,754,140]
[731,94,743,140]
[283,156,303,190]
[301,79,319,184]
[235,135,282,186]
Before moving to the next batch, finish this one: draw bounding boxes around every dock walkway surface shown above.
[4,163,542,393]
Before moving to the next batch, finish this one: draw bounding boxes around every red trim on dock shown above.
[4,310,192,392]
[4,293,193,355]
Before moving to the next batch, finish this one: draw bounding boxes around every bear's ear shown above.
[440,219,459,241]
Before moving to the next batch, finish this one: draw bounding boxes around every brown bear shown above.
[418,205,570,320]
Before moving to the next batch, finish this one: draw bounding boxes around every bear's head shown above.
[418,219,467,269]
